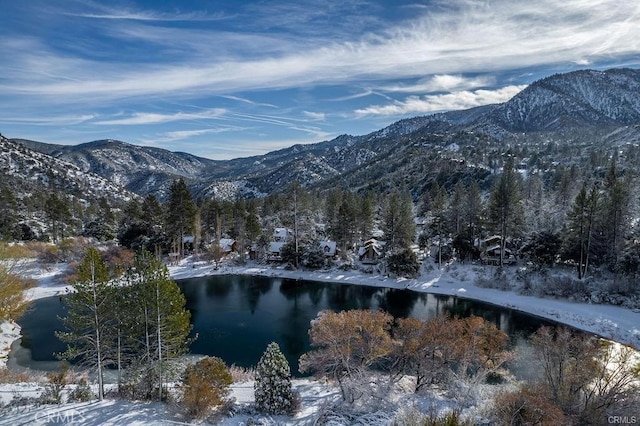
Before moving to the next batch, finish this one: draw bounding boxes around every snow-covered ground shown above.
[1,257,639,424]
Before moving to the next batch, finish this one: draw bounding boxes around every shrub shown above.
[229,364,255,382]
[69,377,95,402]
[492,384,567,425]
[41,363,70,405]
[255,342,295,415]
[181,356,233,420]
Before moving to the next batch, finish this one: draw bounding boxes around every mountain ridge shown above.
[8,67,640,199]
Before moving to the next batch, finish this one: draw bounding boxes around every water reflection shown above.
[15,275,556,376]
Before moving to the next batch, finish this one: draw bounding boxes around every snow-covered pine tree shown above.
[254,342,295,415]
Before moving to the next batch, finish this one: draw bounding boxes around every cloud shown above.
[0,114,96,126]
[94,109,227,125]
[220,95,278,108]
[303,111,326,121]
[355,85,527,117]
[64,2,227,22]
[4,0,639,103]
[380,75,496,94]
[154,127,246,142]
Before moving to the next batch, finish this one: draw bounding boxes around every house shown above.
[219,238,237,254]
[267,227,295,262]
[475,235,502,250]
[318,241,337,257]
[268,241,286,262]
[182,235,195,253]
[480,245,517,265]
[358,238,385,264]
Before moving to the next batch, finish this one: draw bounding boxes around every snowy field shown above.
[1,258,639,424]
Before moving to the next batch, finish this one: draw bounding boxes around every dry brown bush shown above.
[180,356,233,420]
[492,384,568,425]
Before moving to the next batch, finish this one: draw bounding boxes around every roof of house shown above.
[219,238,236,251]
[319,241,337,256]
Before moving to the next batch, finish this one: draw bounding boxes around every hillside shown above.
[0,136,135,204]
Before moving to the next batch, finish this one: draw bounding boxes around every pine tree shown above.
[45,193,71,243]
[254,342,295,415]
[57,247,111,400]
[357,191,375,243]
[487,158,523,265]
[382,190,415,250]
[335,193,358,252]
[166,179,197,259]
[464,181,483,243]
[127,250,193,400]
[565,185,599,279]
[429,183,449,269]
[601,160,630,270]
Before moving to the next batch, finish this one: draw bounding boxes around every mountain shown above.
[473,68,640,134]
[0,135,135,204]
[11,138,226,196]
[10,67,640,200]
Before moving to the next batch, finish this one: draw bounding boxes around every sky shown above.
[1,1,639,160]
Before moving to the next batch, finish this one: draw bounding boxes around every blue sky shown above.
[1,1,639,160]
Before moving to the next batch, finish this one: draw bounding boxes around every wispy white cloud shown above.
[220,95,278,108]
[0,114,96,126]
[94,109,227,125]
[355,85,527,117]
[152,127,247,143]
[4,0,639,103]
[64,1,228,22]
[303,111,326,121]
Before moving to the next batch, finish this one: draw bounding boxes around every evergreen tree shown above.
[254,342,295,415]
[487,158,523,265]
[429,183,449,269]
[335,193,358,252]
[382,190,415,250]
[245,203,262,244]
[564,185,599,279]
[45,193,71,243]
[0,185,19,240]
[464,181,483,243]
[448,180,466,236]
[357,191,375,243]
[57,247,111,400]
[127,250,192,400]
[601,160,631,270]
[166,179,196,259]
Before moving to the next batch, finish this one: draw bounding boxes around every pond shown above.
[12,275,556,376]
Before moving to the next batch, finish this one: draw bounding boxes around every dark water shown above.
[14,275,555,375]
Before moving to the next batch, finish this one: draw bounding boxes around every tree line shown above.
[2,153,639,280]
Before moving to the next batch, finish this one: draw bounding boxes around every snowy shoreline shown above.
[2,259,640,372]
[168,260,640,349]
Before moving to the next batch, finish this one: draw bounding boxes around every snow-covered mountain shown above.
[13,138,224,197]
[473,68,640,133]
[0,135,135,204]
[10,67,640,199]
